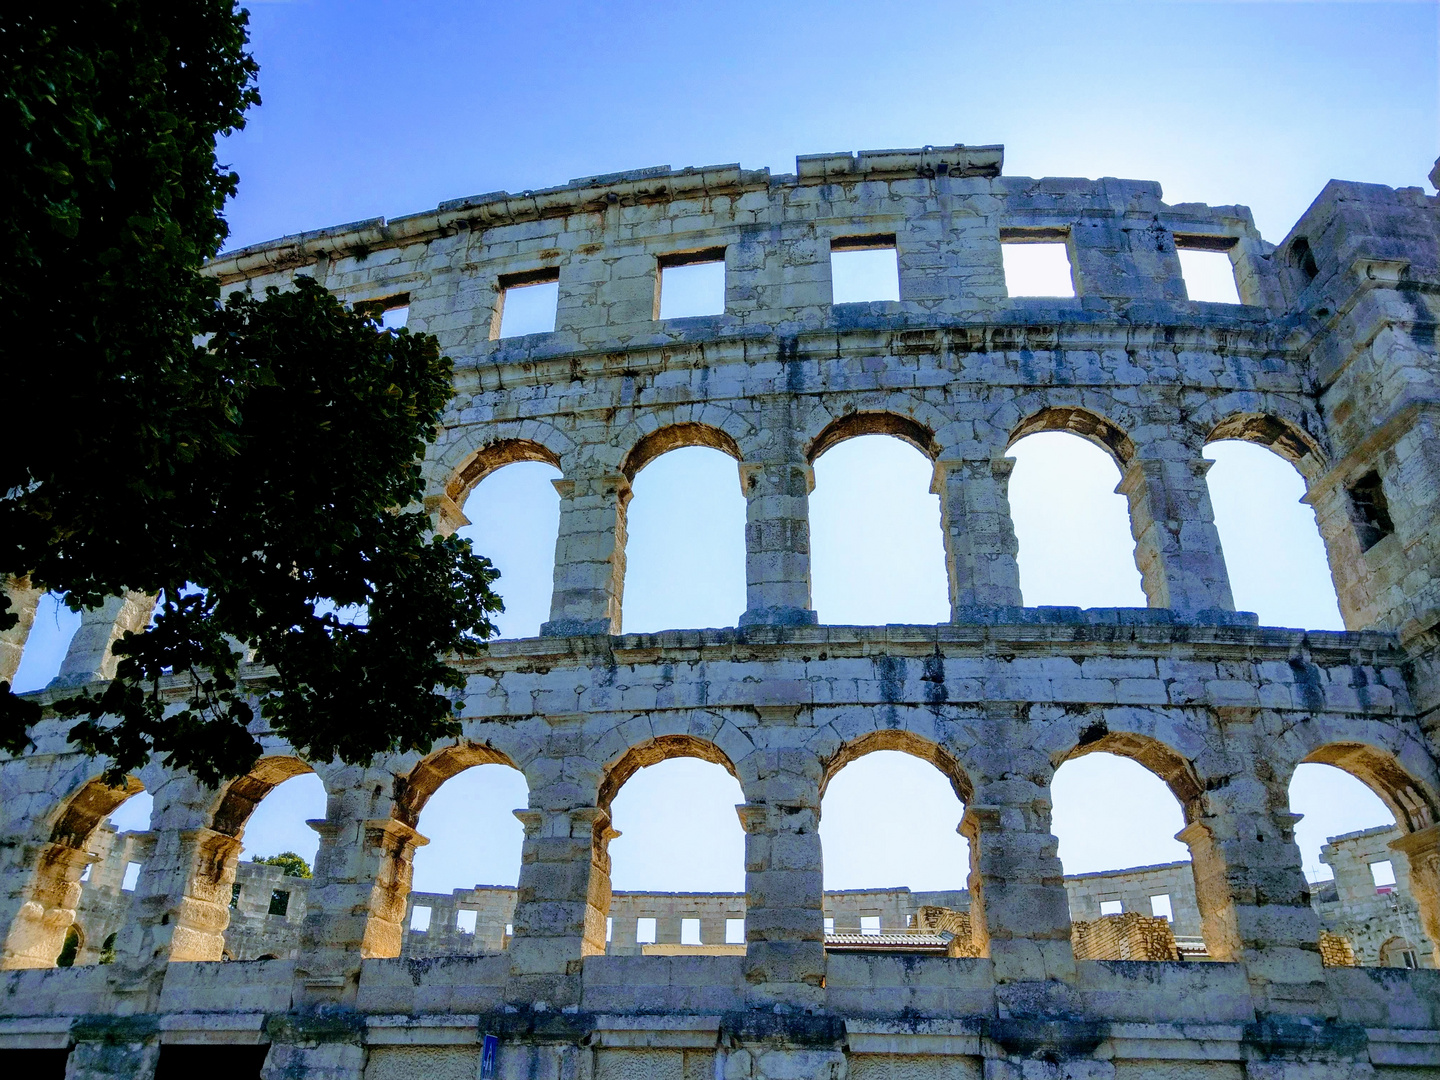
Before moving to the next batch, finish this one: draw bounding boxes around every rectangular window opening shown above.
[1149,894,1173,922]
[121,861,142,892]
[830,234,900,304]
[505,923,513,939]
[1176,238,1241,305]
[1000,230,1075,298]
[859,915,882,936]
[229,882,241,910]
[494,269,560,340]
[636,917,658,944]
[79,864,91,883]
[1370,860,1397,889]
[656,247,726,320]
[726,918,746,944]
[456,909,478,934]
[410,905,432,932]
[1348,470,1395,551]
[681,918,702,946]
[606,916,613,943]
[1099,900,1124,916]
[268,889,290,917]
[357,293,411,330]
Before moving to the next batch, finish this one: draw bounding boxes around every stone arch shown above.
[1007,405,1136,467]
[441,437,565,509]
[620,422,743,481]
[1057,724,1206,824]
[1299,742,1437,836]
[806,411,941,464]
[394,740,524,828]
[599,733,740,814]
[1200,404,1329,479]
[211,756,317,838]
[0,773,144,970]
[819,728,973,804]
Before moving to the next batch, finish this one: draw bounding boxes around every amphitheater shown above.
[3,143,1440,1079]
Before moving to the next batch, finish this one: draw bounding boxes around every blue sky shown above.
[35,1,1440,918]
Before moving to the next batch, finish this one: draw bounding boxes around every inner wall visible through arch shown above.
[809,435,948,624]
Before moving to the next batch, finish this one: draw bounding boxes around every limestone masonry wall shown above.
[4,144,1440,1080]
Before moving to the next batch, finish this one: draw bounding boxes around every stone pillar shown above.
[294,815,428,1003]
[961,782,1076,1004]
[66,1029,161,1080]
[541,473,630,636]
[1304,477,1382,631]
[738,459,817,627]
[0,840,91,969]
[51,591,154,687]
[506,804,611,1002]
[0,577,43,686]
[1177,771,1327,1012]
[1390,824,1440,967]
[737,753,826,1006]
[124,825,241,967]
[932,456,1023,613]
[1117,448,1235,615]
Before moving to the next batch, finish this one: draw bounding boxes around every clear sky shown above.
[25,1,1440,920]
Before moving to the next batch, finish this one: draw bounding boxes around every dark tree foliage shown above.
[0,4,503,784]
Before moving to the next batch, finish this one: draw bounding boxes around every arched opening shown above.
[1,774,145,970]
[809,423,948,625]
[1007,416,1145,608]
[1289,749,1437,968]
[1203,422,1341,630]
[56,924,82,968]
[600,736,746,954]
[621,426,746,633]
[820,733,972,952]
[1052,742,1205,961]
[397,744,528,956]
[204,758,325,962]
[455,460,562,639]
[8,592,81,693]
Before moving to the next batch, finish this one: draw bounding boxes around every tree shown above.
[1,4,502,784]
[254,852,312,879]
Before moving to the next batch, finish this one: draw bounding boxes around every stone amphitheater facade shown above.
[2,144,1440,1080]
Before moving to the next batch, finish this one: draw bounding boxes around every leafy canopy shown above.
[254,852,312,879]
[1,4,503,784]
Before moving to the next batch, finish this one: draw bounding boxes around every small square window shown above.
[357,293,410,329]
[831,235,900,304]
[1099,900,1123,916]
[636,917,657,944]
[410,906,431,932]
[268,889,290,917]
[657,248,726,320]
[1000,231,1075,298]
[380,305,409,330]
[681,918,702,945]
[726,918,746,944]
[504,923,513,939]
[823,917,835,935]
[1370,860,1397,888]
[456,909,477,934]
[1348,471,1395,551]
[1149,894,1173,921]
[121,862,142,892]
[494,269,560,339]
[860,915,882,935]
[1176,242,1241,305]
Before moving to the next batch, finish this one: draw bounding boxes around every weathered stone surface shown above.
[3,145,1440,1078]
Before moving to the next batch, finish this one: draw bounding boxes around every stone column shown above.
[65,1030,161,1080]
[0,577,43,686]
[541,473,630,636]
[737,752,826,1006]
[123,825,241,968]
[1304,477,1382,631]
[1389,824,1440,967]
[1117,448,1235,615]
[738,459,817,627]
[0,840,91,969]
[1177,770,1327,1012]
[932,456,1023,614]
[506,804,612,1003]
[293,814,428,1003]
[51,591,154,687]
[961,782,1076,1003]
